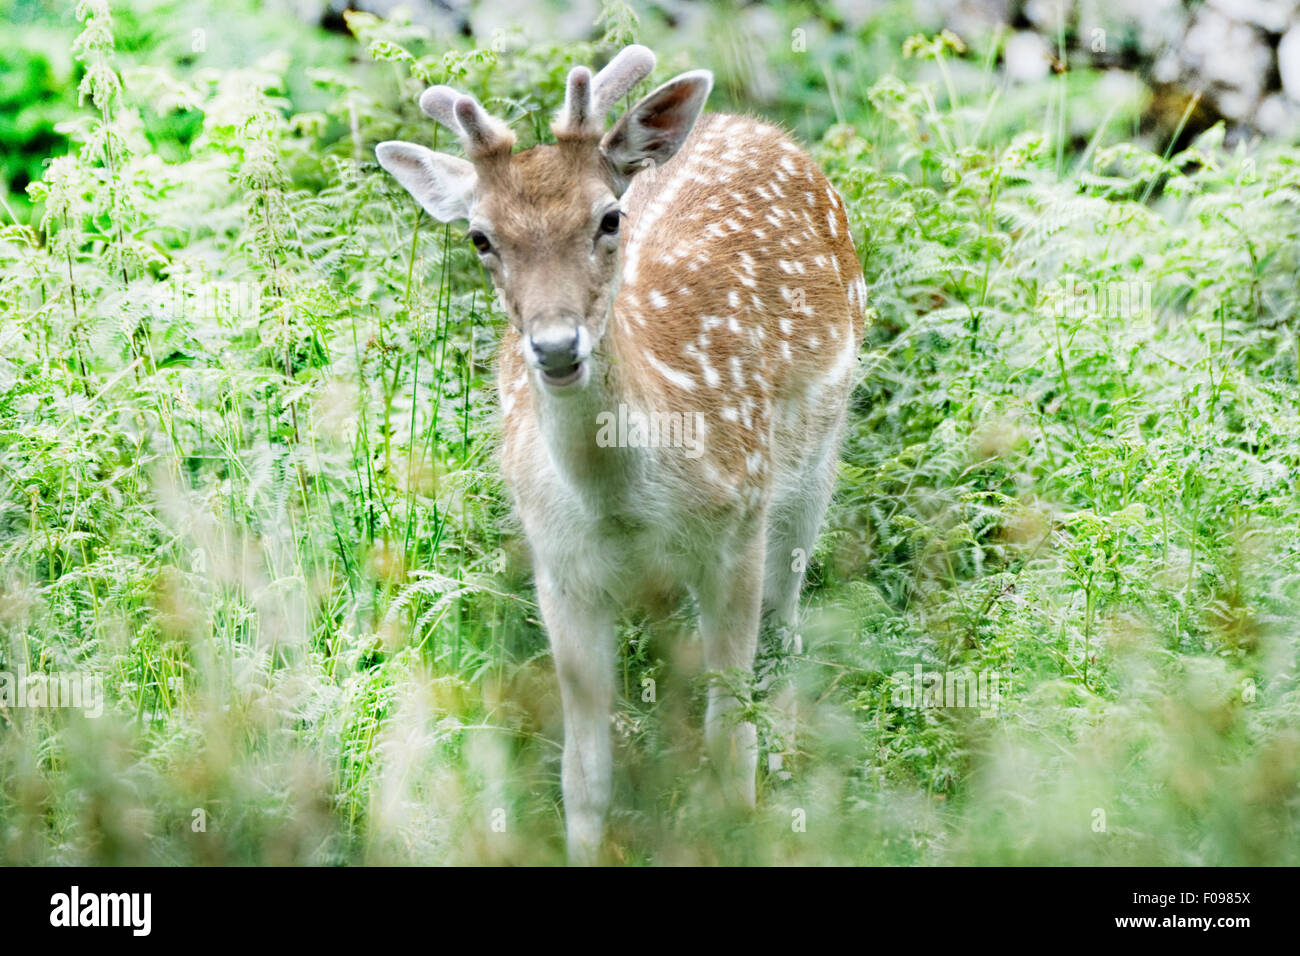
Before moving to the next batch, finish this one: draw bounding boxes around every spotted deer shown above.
[377,45,865,863]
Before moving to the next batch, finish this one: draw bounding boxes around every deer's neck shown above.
[529,320,642,504]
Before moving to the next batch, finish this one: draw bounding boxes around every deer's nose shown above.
[527,322,583,372]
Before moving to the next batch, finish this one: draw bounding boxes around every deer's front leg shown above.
[695,526,765,808]
[536,571,615,864]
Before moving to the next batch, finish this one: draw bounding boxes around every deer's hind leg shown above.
[693,518,766,807]
[762,436,840,637]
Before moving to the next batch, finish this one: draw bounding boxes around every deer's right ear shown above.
[375,141,476,222]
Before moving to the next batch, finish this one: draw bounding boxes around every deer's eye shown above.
[468,230,493,254]
[598,210,622,237]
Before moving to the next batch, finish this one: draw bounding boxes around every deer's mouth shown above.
[538,360,586,389]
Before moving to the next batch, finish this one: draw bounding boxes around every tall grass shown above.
[0,0,1298,864]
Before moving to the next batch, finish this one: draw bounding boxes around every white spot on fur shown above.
[729,356,746,388]
[645,350,697,391]
[824,326,856,382]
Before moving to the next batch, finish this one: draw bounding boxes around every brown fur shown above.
[497,112,864,510]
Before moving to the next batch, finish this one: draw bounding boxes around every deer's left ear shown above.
[376,141,477,222]
[600,70,712,191]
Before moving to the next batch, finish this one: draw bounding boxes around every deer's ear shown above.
[600,70,712,189]
[376,141,476,222]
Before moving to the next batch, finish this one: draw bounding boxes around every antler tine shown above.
[418,85,516,160]
[419,86,465,134]
[416,45,656,153]
[453,95,516,157]
[553,65,595,138]
[553,45,657,139]
[591,44,656,115]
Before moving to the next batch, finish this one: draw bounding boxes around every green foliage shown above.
[0,3,1298,864]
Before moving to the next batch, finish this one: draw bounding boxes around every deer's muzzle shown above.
[525,314,590,388]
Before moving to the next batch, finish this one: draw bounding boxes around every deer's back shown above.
[610,112,865,502]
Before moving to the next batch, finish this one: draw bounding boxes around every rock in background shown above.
[298,0,1299,141]
[912,0,1300,140]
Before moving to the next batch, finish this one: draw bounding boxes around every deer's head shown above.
[376,46,711,390]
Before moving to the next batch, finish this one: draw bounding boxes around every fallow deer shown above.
[376,44,865,863]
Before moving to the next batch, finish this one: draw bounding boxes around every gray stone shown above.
[914,0,1294,134]
[1076,0,1188,57]
[466,0,598,44]
[1024,0,1072,34]
[1256,93,1300,133]
[1152,51,1182,85]
[1182,8,1274,118]
[1005,30,1052,82]
[824,0,880,31]
[913,0,1011,37]
[1280,27,1300,102]
[1206,0,1299,34]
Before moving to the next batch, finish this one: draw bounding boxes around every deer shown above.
[376,44,865,863]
